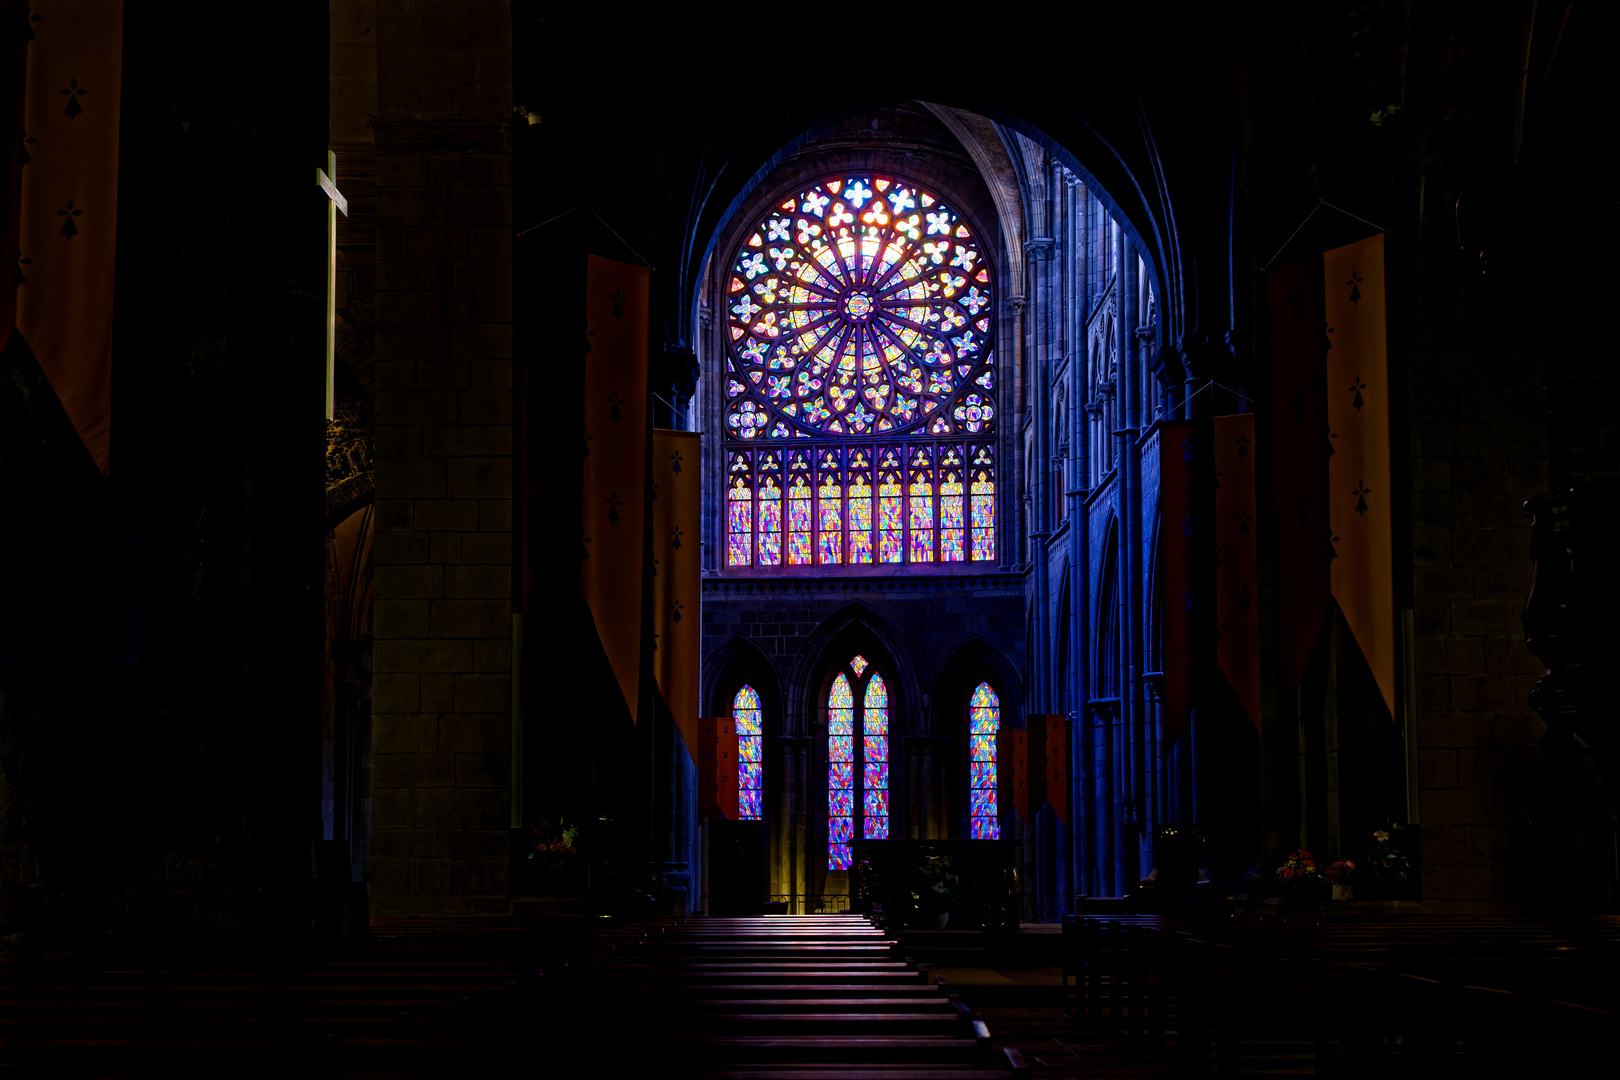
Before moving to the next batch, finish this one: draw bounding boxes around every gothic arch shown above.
[785,600,921,740]
[927,634,1024,737]
[703,634,785,739]
[1095,515,1121,699]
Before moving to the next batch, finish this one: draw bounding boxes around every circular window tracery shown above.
[724,175,995,441]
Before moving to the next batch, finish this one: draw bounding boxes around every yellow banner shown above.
[15,0,123,474]
[1213,413,1260,729]
[1323,234,1396,717]
[653,429,702,764]
[582,255,648,720]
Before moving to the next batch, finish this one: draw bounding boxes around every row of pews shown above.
[0,918,531,1076]
[1061,913,1620,1075]
[554,914,1034,1080]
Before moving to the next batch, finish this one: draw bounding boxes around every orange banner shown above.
[582,255,648,720]
[1155,422,1198,751]
[653,430,702,766]
[13,0,123,474]
[996,728,1035,823]
[1324,235,1396,717]
[1036,714,1070,827]
[1213,414,1260,729]
[696,717,740,821]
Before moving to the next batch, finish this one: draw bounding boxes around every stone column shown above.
[368,1,514,915]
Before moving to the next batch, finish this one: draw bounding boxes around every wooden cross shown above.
[317,151,348,421]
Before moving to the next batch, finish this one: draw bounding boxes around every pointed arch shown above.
[704,634,784,738]
[1095,517,1120,700]
[930,634,1023,842]
[785,600,920,740]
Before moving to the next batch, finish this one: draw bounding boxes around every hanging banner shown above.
[1213,414,1260,729]
[0,0,28,357]
[652,429,702,764]
[697,719,717,820]
[713,718,740,822]
[1323,235,1396,718]
[12,0,124,474]
[1155,421,1198,751]
[1036,714,1070,827]
[1266,257,1332,712]
[996,727,1039,823]
[582,254,648,720]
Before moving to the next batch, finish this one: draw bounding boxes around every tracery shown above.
[723,175,997,570]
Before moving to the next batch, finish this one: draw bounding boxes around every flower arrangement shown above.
[1276,848,1322,884]
[1271,849,1330,902]
[1361,827,1412,883]
[527,819,580,873]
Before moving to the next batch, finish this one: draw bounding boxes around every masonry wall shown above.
[366,0,516,915]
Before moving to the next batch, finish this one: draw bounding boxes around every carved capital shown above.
[1024,237,1056,261]
[1007,295,1027,318]
[655,342,699,401]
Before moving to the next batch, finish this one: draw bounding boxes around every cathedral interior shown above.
[0,1,1616,1074]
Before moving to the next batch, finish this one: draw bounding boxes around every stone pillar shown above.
[367,1,515,915]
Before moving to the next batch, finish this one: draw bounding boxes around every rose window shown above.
[722,174,997,570]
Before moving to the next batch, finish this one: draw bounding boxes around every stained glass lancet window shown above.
[828,654,890,870]
[827,673,855,869]
[733,685,764,820]
[863,674,890,839]
[969,682,1000,839]
[722,175,997,570]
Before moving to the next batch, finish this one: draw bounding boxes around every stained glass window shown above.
[877,450,904,564]
[757,452,783,567]
[828,672,855,870]
[863,674,890,839]
[816,450,843,565]
[786,453,813,566]
[722,174,996,573]
[970,446,996,562]
[728,452,752,567]
[908,447,935,562]
[848,451,874,565]
[969,682,1000,839]
[939,446,965,562]
[733,685,764,820]
[827,656,891,869]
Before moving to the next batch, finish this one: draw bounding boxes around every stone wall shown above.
[365,0,515,915]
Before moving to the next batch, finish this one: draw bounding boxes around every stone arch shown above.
[1095,514,1121,699]
[703,633,785,740]
[928,634,1024,736]
[786,600,921,740]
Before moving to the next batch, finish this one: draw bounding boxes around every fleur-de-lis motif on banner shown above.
[1352,481,1371,516]
[1349,376,1367,411]
[60,78,87,120]
[670,599,685,623]
[56,199,82,240]
[1346,269,1364,304]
